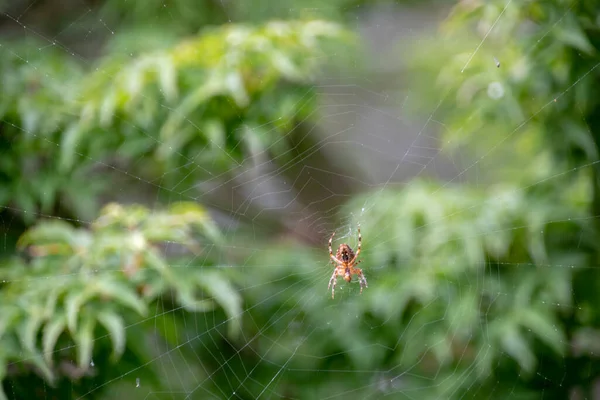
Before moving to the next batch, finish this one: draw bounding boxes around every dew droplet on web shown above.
[136,378,140,388]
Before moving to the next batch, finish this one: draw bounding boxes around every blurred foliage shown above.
[74,20,349,179]
[0,19,350,224]
[99,0,355,33]
[0,202,239,399]
[3,0,600,399]
[217,177,593,398]
[409,0,600,187]
[399,0,600,397]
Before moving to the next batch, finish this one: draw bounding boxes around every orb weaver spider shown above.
[327,225,368,299]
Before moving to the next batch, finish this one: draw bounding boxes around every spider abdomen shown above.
[336,244,355,263]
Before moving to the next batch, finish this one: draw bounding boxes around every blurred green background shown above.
[1,0,600,399]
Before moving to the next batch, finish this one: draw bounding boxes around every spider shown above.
[327,225,368,299]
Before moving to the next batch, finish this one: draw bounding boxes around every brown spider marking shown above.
[327,225,368,299]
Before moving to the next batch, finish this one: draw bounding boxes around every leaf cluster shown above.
[0,20,351,224]
[217,178,590,398]
[0,202,240,400]
[408,0,600,185]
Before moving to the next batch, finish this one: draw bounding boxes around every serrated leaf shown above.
[474,345,495,380]
[562,120,598,161]
[21,310,44,352]
[27,351,54,384]
[242,126,263,163]
[96,311,125,360]
[99,90,117,127]
[203,120,226,149]
[518,309,565,355]
[544,269,572,308]
[160,80,222,141]
[224,71,249,107]
[95,279,147,316]
[501,327,535,373]
[0,305,20,339]
[125,62,143,101]
[270,50,301,80]
[76,315,95,369]
[66,288,95,333]
[143,248,171,276]
[167,202,222,244]
[430,333,452,366]
[198,271,241,338]
[554,15,595,55]
[43,316,66,365]
[167,201,207,221]
[197,218,223,245]
[176,284,215,313]
[59,123,83,172]
[513,272,536,307]
[44,288,61,319]
[17,220,78,250]
[157,56,177,102]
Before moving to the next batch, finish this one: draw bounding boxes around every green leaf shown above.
[176,284,215,313]
[168,201,206,219]
[160,80,222,141]
[13,188,36,224]
[501,327,536,373]
[0,305,21,339]
[44,288,61,319]
[562,120,598,161]
[59,123,83,172]
[198,271,242,338]
[76,314,95,369]
[27,352,54,384]
[66,288,95,333]
[224,70,249,107]
[157,56,177,102]
[554,14,595,55]
[96,311,126,360]
[518,309,565,355]
[168,202,222,243]
[99,90,117,127]
[203,120,226,149]
[95,279,148,316]
[270,50,302,80]
[43,316,66,365]
[18,220,78,249]
[21,310,44,352]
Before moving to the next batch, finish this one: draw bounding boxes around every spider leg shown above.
[328,231,342,264]
[350,224,361,264]
[328,268,338,299]
[356,268,368,294]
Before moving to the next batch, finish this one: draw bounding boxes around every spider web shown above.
[0,1,596,399]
